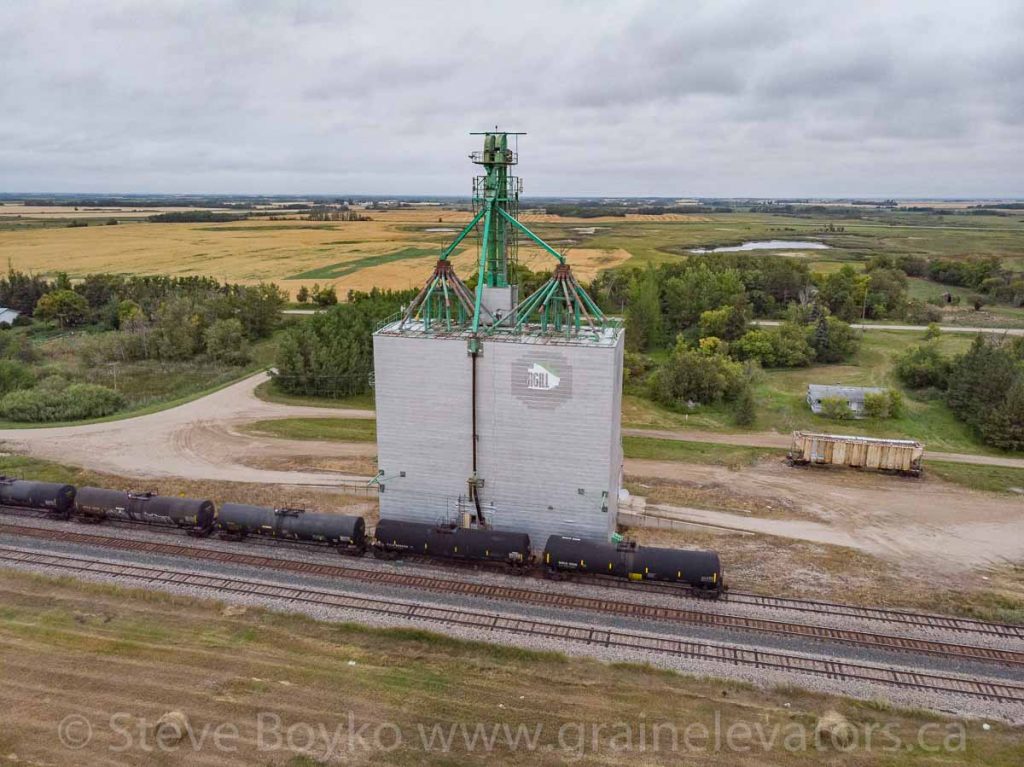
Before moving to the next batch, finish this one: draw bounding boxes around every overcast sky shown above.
[1,0,1022,197]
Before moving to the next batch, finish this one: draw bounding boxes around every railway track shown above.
[4,507,1021,643]
[0,522,1021,668]
[580,576,1024,639]
[1,544,1021,704]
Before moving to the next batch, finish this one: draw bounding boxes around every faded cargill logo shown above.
[526,362,560,391]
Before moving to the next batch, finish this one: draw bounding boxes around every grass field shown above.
[244,417,376,442]
[624,329,1002,453]
[3,569,1018,765]
[253,379,375,410]
[288,246,462,280]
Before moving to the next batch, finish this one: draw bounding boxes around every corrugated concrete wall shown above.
[373,329,625,550]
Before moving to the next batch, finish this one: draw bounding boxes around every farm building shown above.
[0,308,20,326]
[373,132,624,548]
[806,384,885,417]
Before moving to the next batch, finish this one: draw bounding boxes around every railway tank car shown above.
[374,519,532,568]
[543,535,723,597]
[216,503,366,555]
[0,478,76,518]
[74,487,215,534]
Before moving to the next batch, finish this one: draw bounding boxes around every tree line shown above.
[895,334,1024,450]
[273,288,417,398]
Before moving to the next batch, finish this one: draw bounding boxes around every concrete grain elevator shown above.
[373,132,624,547]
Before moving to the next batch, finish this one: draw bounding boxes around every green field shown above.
[525,211,1024,268]
[288,246,458,280]
[622,435,785,466]
[244,416,376,442]
[254,379,375,410]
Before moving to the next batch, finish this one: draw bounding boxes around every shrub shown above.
[205,318,249,365]
[809,315,859,363]
[34,289,89,327]
[273,289,415,397]
[731,329,776,365]
[862,391,888,419]
[887,388,904,418]
[296,285,310,304]
[625,266,663,351]
[698,303,748,341]
[0,382,124,422]
[314,285,339,306]
[623,352,655,389]
[651,339,745,407]
[0,360,34,395]
[818,396,853,420]
[733,384,757,427]
[774,322,816,366]
[894,343,951,389]
[904,299,943,325]
[981,379,1024,451]
[731,323,814,368]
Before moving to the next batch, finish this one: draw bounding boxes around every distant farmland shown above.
[3,204,1023,300]
[0,208,632,298]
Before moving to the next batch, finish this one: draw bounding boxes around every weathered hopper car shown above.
[788,432,923,476]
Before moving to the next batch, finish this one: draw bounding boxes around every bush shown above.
[698,303,748,341]
[894,343,951,389]
[818,396,853,420]
[862,389,902,419]
[0,360,34,395]
[34,289,89,327]
[625,267,663,352]
[204,318,249,365]
[314,285,339,306]
[733,384,757,426]
[904,299,943,325]
[981,379,1024,451]
[809,315,859,363]
[623,352,655,389]
[731,323,814,368]
[651,339,745,407]
[273,289,415,397]
[0,382,124,422]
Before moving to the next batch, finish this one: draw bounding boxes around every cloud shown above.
[0,0,1021,196]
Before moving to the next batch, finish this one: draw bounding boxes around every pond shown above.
[689,240,830,253]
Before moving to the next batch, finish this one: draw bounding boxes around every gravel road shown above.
[0,372,373,487]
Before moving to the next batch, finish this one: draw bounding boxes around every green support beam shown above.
[498,207,564,264]
[440,207,486,261]
[471,201,495,333]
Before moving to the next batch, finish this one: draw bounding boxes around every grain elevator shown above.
[373,132,624,548]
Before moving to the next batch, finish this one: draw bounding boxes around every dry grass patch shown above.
[0,570,1018,765]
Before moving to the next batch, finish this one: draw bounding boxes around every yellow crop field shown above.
[0,208,631,298]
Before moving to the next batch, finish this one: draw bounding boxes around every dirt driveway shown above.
[0,373,374,488]
[627,458,1024,571]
